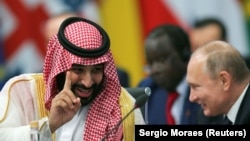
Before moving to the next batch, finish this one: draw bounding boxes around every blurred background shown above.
[1,0,250,89]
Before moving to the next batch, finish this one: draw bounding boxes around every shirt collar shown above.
[227,83,249,124]
[176,75,188,97]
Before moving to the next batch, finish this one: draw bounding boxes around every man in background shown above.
[137,24,198,124]
[189,17,227,52]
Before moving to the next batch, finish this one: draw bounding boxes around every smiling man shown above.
[187,40,250,125]
[0,17,145,141]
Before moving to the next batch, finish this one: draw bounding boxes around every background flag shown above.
[0,0,249,89]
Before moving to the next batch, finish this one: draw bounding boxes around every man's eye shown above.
[92,67,103,73]
[190,84,199,90]
[71,68,83,73]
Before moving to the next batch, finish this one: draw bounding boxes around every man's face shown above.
[190,24,222,52]
[187,57,225,117]
[57,63,104,106]
[145,35,186,91]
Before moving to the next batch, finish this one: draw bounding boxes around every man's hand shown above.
[48,71,81,133]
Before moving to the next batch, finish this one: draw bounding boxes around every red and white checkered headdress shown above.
[43,17,122,141]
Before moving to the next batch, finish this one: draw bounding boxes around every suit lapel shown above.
[235,85,250,124]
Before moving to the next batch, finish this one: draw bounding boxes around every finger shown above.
[63,71,72,90]
[56,96,80,111]
[72,97,81,110]
[56,91,76,108]
[62,93,75,108]
[55,99,68,109]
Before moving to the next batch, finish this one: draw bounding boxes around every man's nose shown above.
[80,73,94,88]
[189,90,197,103]
[148,62,163,75]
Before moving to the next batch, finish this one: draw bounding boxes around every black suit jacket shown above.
[196,85,250,125]
[117,68,130,87]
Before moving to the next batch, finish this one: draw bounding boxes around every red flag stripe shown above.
[138,0,184,40]
[3,0,48,60]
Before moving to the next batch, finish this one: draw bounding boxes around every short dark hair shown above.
[193,18,227,41]
[147,24,191,62]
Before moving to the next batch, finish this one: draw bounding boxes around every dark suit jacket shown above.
[138,77,199,125]
[196,85,250,125]
[117,68,130,87]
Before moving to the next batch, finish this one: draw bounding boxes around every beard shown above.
[56,72,104,106]
[71,82,103,106]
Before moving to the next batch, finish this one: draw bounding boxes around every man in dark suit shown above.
[187,40,250,125]
[117,67,130,87]
[137,25,199,125]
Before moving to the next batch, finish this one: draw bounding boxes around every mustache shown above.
[71,83,97,90]
[72,82,103,106]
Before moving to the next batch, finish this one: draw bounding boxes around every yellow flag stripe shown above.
[99,0,146,87]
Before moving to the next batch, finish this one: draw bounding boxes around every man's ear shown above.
[219,71,231,91]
